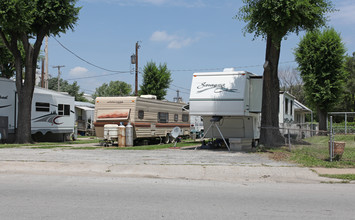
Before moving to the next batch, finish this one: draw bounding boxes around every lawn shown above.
[0,137,100,149]
[267,134,355,168]
[0,137,200,150]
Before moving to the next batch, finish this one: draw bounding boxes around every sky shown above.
[44,0,355,102]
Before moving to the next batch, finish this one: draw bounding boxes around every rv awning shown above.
[97,109,130,121]
[76,106,94,111]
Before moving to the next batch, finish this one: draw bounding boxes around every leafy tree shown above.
[92,81,132,99]
[343,52,355,112]
[140,62,172,100]
[0,0,80,143]
[295,28,346,131]
[47,77,88,102]
[237,0,334,146]
[0,38,15,78]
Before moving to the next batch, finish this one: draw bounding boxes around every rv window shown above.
[174,114,178,122]
[36,102,50,112]
[58,104,70,116]
[182,114,189,122]
[138,110,144,119]
[158,112,169,123]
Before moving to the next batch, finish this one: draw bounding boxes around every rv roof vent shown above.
[140,95,157,99]
[223,68,235,72]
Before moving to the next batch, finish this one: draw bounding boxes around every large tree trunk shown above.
[14,35,43,144]
[16,85,34,143]
[259,35,284,147]
[15,51,37,143]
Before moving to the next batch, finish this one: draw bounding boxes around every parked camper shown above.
[94,95,190,144]
[189,69,262,150]
[75,101,95,136]
[0,77,75,142]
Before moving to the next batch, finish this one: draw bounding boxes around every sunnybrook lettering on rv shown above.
[196,82,239,93]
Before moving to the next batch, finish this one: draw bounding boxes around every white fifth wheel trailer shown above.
[93,95,190,145]
[189,68,263,150]
[0,77,75,142]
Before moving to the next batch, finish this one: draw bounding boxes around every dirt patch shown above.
[268,151,291,161]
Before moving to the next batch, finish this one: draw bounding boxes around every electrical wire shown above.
[170,83,190,92]
[169,61,296,73]
[53,37,130,74]
[66,72,130,81]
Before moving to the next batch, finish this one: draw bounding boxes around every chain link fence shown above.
[267,118,355,162]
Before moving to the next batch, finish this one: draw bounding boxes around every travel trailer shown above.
[75,101,95,136]
[189,68,263,149]
[94,95,190,144]
[0,77,75,142]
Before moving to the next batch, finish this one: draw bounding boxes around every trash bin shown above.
[329,141,345,161]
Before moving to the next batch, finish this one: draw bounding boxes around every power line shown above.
[169,61,296,73]
[66,71,130,81]
[167,87,190,95]
[53,37,130,73]
[170,83,190,92]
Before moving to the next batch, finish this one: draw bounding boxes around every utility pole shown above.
[130,41,141,96]
[41,58,45,88]
[135,42,141,96]
[174,90,182,103]
[53,65,65,92]
[45,36,49,89]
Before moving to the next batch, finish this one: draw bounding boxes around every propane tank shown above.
[118,122,126,147]
[125,122,133,147]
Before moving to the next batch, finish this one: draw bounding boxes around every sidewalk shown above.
[1,147,353,183]
[0,161,339,184]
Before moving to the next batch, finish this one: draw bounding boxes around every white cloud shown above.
[142,0,167,5]
[150,30,201,49]
[331,1,355,25]
[69,66,89,77]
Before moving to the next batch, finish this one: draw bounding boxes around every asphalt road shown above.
[1,174,354,220]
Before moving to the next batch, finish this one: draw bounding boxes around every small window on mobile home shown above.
[290,100,293,116]
[58,104,70,116]
[36,102,50,112]
[174,114,178,122]
[158,112,169,123]
[138,110,144,119]
[285,98,289,115]
[182,114,189,122]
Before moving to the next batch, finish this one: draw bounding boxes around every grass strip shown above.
[319,174,355,181]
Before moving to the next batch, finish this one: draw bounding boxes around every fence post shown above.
[345,113,347,134]
[288,129,291,151]
[329,116,333,162]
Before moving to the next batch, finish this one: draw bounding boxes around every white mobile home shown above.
[0,78,75,142]
[94,95,190,144]
[279,91,313,138]
[189,69,263,149]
